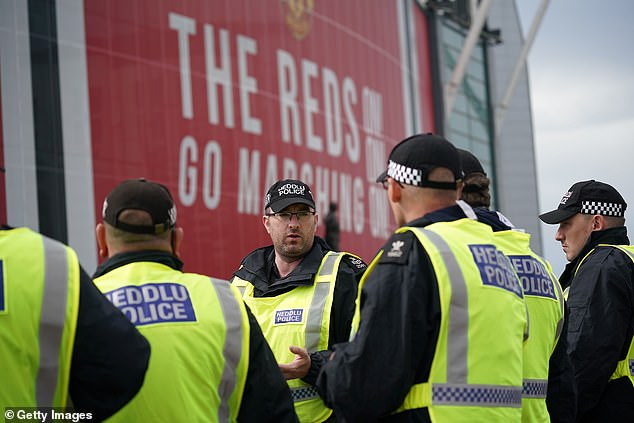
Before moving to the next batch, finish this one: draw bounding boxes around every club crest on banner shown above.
[280,0,314,40]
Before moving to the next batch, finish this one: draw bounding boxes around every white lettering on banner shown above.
[302,59,323,153]
[369,185,391,238]
[178,136,223,209]
[277,49,360,163]
[179,136,198,206]
[170,12,261,134]
[470,244,523,298]
[343,77,360,163]
[323,66,342,157]
[204,24,234,128]
[169,13,196,120]
[202,141,222,209]
[365,136,387,183]
[363,88,383,136]
[105,283,197,326]
[238,148,261,214]
[237,34,262,134]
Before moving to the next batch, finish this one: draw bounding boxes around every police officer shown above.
[315,134,528,422]
[457,148,577,423]
[540,180,634,422]
[93,179,298,423]
[232,179,366,423]
[0,225,150,420]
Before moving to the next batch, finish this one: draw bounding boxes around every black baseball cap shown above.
[376,133,463,189]
[457,148,486,177]
[539,180,627,224]
[264,179,315,213]
[103,178,177,234]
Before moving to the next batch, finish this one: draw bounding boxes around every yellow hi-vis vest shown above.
[566,244,634,387]
[95,262,249,423]
[0,227,80,409]
[233,251,353,423]
[493,230,565,423]
[354,219,527,422]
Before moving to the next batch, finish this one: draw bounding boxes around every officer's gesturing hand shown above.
[279,346,311,380]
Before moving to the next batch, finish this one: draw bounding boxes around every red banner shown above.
[85,0,434,277]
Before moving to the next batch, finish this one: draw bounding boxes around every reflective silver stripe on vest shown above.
[211,278,244,422]
[522,379,548,399]
[420,229,469,383]
[291,386,320,402]
[415,228,522,407]
[304,253,338,352]
[432,383,522,407]
[36,236,70,406]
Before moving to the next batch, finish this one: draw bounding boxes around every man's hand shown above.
[278,345,311,380]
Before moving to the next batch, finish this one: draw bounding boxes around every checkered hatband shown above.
[580,201,624,217]
[387,160,423,186]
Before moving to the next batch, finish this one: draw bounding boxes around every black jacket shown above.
[559,226,634,422]
[94,250,299,423]
[232,236,367,385]
[316,205,474,422]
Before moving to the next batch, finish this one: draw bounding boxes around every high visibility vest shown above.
[494,230,565,423]
[233,251,354,423]
[95,262,249,423]
[567,244,634,387]
[354,219,527,422]
[0,227,80,408]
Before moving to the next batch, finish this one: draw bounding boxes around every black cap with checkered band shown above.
[376,133,464,190]
[539,180,627,224]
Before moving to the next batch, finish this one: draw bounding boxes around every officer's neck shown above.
[275,255,304,278]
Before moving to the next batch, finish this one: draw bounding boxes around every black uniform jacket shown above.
[315,205,478,422]
[94,251,299,423]
[474,208,577,423]
[558,226,634,423]
[232,236,367,385]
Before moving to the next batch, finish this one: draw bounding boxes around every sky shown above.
[516,0,634,275]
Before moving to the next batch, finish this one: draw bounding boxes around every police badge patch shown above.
[378,232,414,264]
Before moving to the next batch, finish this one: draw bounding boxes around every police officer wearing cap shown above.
[315,134,529,422]
[0,225,150,419]
[457,148,577,423]
[93,178,298,423]
[231,179,367,423]
[540,180,634,422]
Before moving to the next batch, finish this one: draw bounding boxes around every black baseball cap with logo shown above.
[103,178,177,234]
[264,179,316,213]
[376,133,463,189]
[539,180,627,224]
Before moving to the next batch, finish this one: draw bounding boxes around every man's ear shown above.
[389,180,402,203]
[455,180,464,200]
[592,215,606,231]
[262,215,271,234]
[172,227,184,258]
[96,223,109,258]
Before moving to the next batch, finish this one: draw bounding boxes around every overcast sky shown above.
[516,0,634,274]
